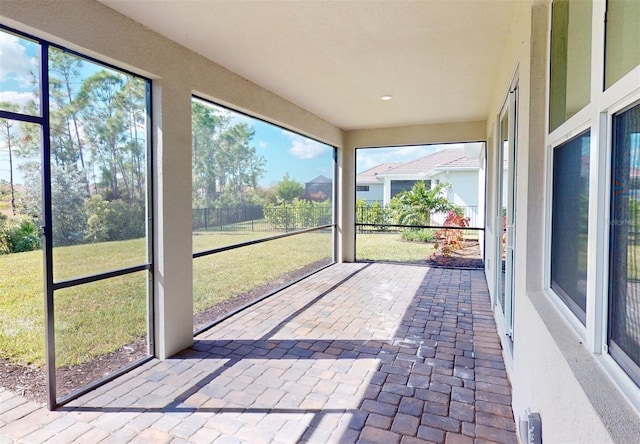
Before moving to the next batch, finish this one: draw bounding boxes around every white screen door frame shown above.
[496,79,518,342]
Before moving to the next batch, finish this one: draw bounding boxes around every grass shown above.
[193,231,332,313]
[0,247,45,366]
[0,240,149,368]
[0,229,333,368]
[356,232,436,262]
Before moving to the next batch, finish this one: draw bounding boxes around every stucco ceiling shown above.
[98,0,516,130]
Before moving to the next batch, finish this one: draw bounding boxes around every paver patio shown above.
[0,263,517,443]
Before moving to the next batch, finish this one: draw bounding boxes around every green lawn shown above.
[0,240,149,368]
[356,232,436,262]
[0,247,45,366]
[0,229,333,368]
[193,231,332,314]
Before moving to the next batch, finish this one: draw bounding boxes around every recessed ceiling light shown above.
[380,95,393,101]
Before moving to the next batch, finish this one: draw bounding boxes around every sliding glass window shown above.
[191,97,335,333]
[609,101,640,385]
[551,130,590,324]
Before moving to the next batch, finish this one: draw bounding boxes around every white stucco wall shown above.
[1,0,343,359]
[356,183,384,203]
[433,170,479,207]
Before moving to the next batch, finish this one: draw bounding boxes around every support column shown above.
[337,142,356,262]
[153,80,194,359]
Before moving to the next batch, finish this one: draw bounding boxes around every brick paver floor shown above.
[1,263,517,443]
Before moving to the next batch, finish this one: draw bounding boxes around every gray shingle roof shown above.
[356,148,479,183]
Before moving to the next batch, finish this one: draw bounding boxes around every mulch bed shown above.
[422,239,484,269]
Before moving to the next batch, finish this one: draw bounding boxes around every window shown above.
[390,179,430,198]
[549,0,592,132]
[609,101,640,385]
[551,130,590,324]
[605,0,640,89]
[356,185,369,192]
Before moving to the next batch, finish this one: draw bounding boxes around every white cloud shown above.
[285,131,330,159]
[0,33,38,86]
[258,140,268,149]
[0,90,37,107]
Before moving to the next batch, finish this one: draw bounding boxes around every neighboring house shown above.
[357,145,495,226]
[304,175,332,201]
[354,162,401,204]
[356,147,481,207]
[356,145,509,227]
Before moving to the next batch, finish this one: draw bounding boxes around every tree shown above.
[192,100,226,207]
[191,100,266,208]
[275,173,304,202]
[78,70,127,200]
[0,103,21,215]
[117,77,148,203]
[20,161,87,246]
[50,165,88,246]
[48,49,89,193]
[216,122,265,206]
[389,181,459,227]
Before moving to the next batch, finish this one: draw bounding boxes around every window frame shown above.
[603,96,640,391]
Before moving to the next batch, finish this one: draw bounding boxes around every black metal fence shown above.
[193,205,264,231]
[193,204,333,232]
[262,205,332,232]
[355,205,481,233]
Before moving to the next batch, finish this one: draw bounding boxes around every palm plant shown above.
[389,181,459,227]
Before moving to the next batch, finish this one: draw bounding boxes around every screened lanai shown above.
[2,1,640,443]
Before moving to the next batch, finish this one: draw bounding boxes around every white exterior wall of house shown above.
[429,169,480,226]
[356,183,384,203]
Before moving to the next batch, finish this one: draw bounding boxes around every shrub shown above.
[263,199,331,230]
[85,195,145,242]
[0,216,41,254]
[401,229,436,243]
[356,199,389,231]
[389,181,458,227]
[432,211,470,258]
